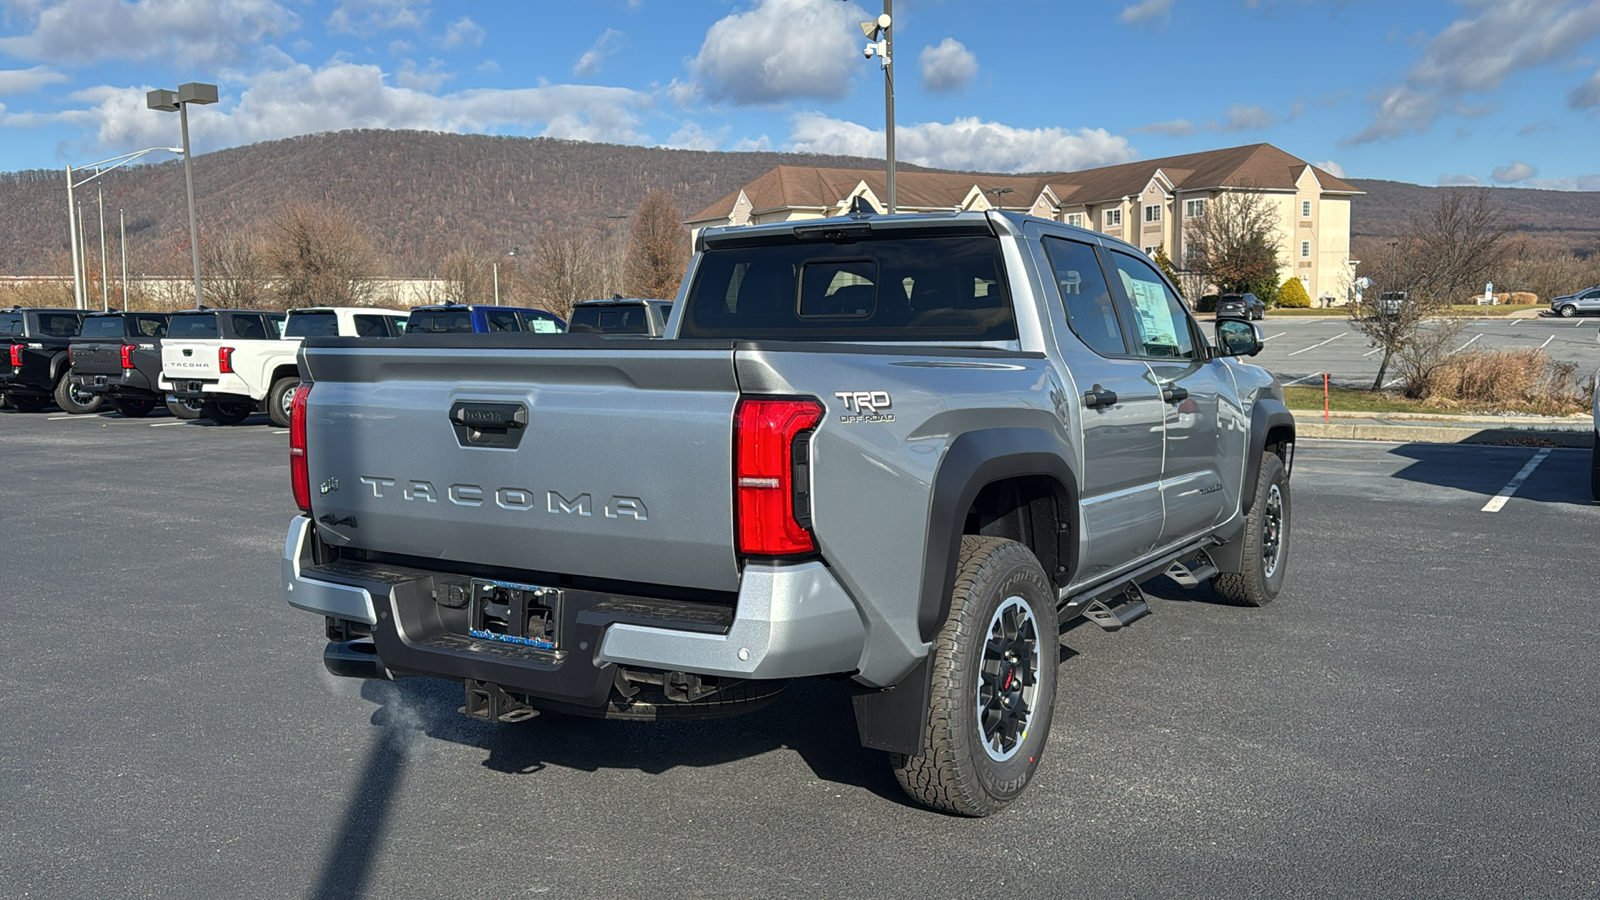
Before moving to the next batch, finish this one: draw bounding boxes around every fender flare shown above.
[48,350,70,384]
[1243,399,1295,512]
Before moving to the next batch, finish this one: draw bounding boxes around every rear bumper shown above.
[72,370,157,397]
[167,372,251,400]
[280,516,868,707]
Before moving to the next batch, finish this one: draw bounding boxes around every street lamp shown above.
[146,82,218,307]
[854,3,896,213]
[64,146,183,309]
[493,247,519,306]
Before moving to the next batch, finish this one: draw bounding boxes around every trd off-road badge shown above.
[834,390,894,424]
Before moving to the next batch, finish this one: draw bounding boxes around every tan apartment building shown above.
[687,143,1361,305]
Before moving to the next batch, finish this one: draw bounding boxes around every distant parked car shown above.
[1215,293,1265,321]
[1374,291,1409,319]
[1550,287,1600,318]
[566,298,673,336]
[406,303,566,334]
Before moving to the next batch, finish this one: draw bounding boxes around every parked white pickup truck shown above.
[163,306,406,426]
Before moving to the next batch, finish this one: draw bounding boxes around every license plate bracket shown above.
[468,579,561,650]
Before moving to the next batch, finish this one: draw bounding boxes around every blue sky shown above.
[2,0,1600,189]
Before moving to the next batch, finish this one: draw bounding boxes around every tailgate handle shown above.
[448,401,529,449]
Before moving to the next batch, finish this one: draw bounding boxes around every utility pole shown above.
[857,2,896,213]
[120,209,128,309]
[97,185,109,311]
[65,165,83,309]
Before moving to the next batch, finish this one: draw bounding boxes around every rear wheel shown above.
[166,397,203,420]
[109,398,157,418]
[267,375,300,428]
[202,399,254,425]
[4,393,47,413]
[1212,452,1290,606]
[891,536,1058,817]
[53,375,102,414]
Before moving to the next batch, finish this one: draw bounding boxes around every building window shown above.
[1185,199,1205,219]
[1104,209,1122,228]
[1066,212,1084,228]
[1144,245,1159,257]
[1301,241,1311,259]
[1144,204,1162,223]
[1301,200,1312,218]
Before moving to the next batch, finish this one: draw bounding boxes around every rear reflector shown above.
[120,344,136,369]
[289,383,313,514]
[218,346,235,374]
[734,397,823,556]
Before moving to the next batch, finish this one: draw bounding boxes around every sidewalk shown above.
[1290,408,1595,446]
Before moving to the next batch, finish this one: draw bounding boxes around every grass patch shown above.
[1284,385,1463,415]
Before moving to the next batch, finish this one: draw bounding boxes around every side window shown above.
[267,315,286,338]
[231,314,266,339]
[1108,250,1198,361]
[486,310,521,332]
[1042,237,1126,357]
[353,315,388,337]
[137,315,168,337]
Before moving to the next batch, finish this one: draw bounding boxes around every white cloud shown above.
[476,60,501,74]
[1523,173,1600,190]
[388,39,415,55]
[574,29,625,78]
[1351,0,1600,144]
[395,58,453,91]
[664,121,726,151]
[1131,118,1196,136]
[36,61,655,155]
[1119,0,1173,27]
[1491,160,1538,183]
[690,0,864,105]
[787,113,1136,173]
[1312,158,1347,178]
[0,0,299,67]
[1216,104,1275,131]
[1568,69,1600,109]
[1436,173,1484,186]
[327,0,429,35]
[919,38,977,93]
[732,134,773,152]
[0,65,68,95]
[664,78,702,108]
[441,16,484,49]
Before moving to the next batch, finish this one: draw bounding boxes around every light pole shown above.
[146,82,218,307]
[492,247,519,306]
[63,146,180,309]
[856,2,895,213]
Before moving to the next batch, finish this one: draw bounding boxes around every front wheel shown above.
[267,376,300,428]
[202,399,254,425]
[53,376,103,414]
[166,397,203,420]
[891,536,1058,817]
[1212,451,1290,606]
[4,393,47,413]
[1559,305,1577,318]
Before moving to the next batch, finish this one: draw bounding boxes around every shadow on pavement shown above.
[1385,442,1593,506]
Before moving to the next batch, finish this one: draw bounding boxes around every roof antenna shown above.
[849,195,875,215]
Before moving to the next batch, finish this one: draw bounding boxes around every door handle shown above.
[1083,385,1119,408]
[1162,386,1189,404]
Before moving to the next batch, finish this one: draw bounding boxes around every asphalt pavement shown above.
[1,410,1597,899]
[1241,314,1600,389]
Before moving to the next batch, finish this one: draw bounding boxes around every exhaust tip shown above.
[323,640,392,680]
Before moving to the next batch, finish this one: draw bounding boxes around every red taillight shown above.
[12,343,26,366]
[1177,398,1198,414]
[289,383,313,513]
[734,397,823,556]
[120,344,136,369]
[218,346,235,374]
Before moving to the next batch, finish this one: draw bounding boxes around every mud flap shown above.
[851,655,930,755]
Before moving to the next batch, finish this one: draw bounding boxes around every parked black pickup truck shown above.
[68,311,175,418]
[0,306,99,414]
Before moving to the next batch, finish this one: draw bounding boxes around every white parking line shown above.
[46,414,103,421]
[1283,373,1326,386]
[1481,449,1551,513]
[1261,332,1287,342]
[1362,346,1383,357]
[1451,334,1484,354]
[1538,335,1554,349]
[1287,333,1346,356]
[150,420,189,427]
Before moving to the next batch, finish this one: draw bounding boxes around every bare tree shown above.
[1350,189,1503,392]
[264,202,382,308]
[623,191,690,300]
[1182,188,1283,301]
[439,250,498,305]
[201,230,270,309]
[530,227,604,320]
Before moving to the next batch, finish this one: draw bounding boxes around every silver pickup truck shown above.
[281,211,1295,816]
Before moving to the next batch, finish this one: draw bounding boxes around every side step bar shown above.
[1163,550,1219,589]
[1082,581,1151,632]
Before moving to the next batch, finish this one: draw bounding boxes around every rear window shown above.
[568,305,650,334]
[35,313,82,337]
[408,310,473,333]
[167,314,219,338]
[79,316,127,339]
[283,312,338,337]
[680,235,1015,342]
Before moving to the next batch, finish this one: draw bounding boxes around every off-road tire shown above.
[1590,432,1599,502]
[4,393,46,412]
[1213,451,1290,606]
[267,376,300,428]
[109,398,156,418]
[166,397,203,419]
[891,536,1058,817]
[1559,304,1577,318]
[53,375,102,414]
[202,399,254,425]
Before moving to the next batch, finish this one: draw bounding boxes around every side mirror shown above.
[1215,318,1263,357]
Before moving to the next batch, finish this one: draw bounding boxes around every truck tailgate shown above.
[300,341,743,593]
[70,342,124,376]
[162,339,224,381]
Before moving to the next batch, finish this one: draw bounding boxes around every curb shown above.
[1296,421,1594,446]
